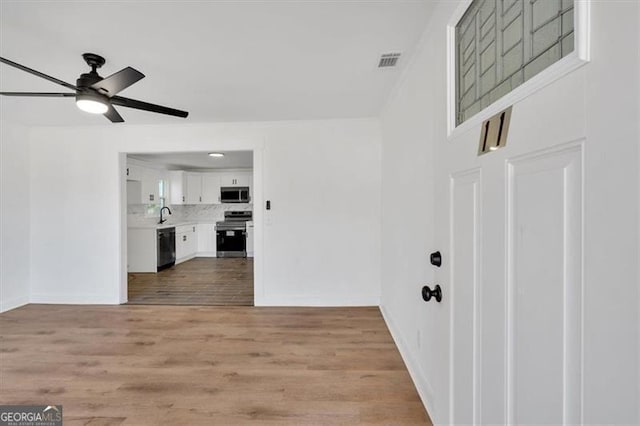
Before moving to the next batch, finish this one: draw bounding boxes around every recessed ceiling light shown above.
[208,152,224,158]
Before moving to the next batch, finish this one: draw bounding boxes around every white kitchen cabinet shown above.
[126,180,142,205]
[246,221,254,258]
[170,171,187,205]
[175,224,197,263]
[249,173,254,201]
[126,161,161,205]
[127,228,157,272]
[186,173,203,204]
[141,168,160,204]
[126,164,142,181]
[196,223,217,256]
[171,170,252,205]
[201,173,221,204]
[220,172,250,187]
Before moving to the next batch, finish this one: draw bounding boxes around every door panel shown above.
[506,143,583,425]
[450,168,482,425]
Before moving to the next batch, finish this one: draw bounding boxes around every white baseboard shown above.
[175,254,197,265]
[30,293,119,305]
[196,252,217,257]
[258,294,380,307]
[380,304,439,424]
[0,295,29,313]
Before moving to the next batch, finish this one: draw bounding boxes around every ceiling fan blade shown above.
[111,95,188,118]
[104,105,125,123]
[91,67,145,96]
[0,92,75,97]
[0,57,77,91]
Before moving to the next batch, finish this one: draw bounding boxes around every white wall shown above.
[27,119,381,306]
[380,1,639,424]
[0,120,31,312]
[378,16,438,417]
[260,121,381,305]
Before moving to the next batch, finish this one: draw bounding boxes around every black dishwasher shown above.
[157,227,176,271]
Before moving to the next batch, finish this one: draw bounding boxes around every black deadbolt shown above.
[421,285,442,303]
[430,251,442,267]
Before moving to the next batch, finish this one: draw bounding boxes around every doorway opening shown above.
[124,150,255,306]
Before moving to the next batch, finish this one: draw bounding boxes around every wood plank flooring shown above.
[128,257,253,306]
[0,305,431,425]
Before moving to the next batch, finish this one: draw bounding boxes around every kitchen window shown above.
[145,178,166,217]
[159,179,166,209]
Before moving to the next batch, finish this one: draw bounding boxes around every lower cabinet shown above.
[128,222,221,273]
[246,222,254,258]
[196,223,217,256]
[175,224,197,264]
[127,228,157,273]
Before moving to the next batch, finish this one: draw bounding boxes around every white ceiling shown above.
[129,151,253,170]
[0,1,432,126]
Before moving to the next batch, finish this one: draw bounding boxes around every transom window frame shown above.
[446,0,591,138]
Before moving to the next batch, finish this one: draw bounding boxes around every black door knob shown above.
[421,285,442,303]
[430,251,442,267]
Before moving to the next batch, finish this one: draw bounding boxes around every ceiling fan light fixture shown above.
[76,93,109,114]
[0,54,189,122]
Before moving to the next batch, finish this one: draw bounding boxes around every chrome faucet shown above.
[159,206,172,224]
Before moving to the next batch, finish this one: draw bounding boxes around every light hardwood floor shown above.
[128,257,253,306]
[0,305,431,425]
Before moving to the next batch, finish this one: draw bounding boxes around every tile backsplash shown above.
[128,203,253,226]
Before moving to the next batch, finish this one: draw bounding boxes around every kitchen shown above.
[125,151,254,306]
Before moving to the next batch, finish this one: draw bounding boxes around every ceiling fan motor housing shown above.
[77,53,105,92]
[76,72,102,91]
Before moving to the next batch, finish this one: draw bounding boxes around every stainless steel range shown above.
[216,211,252,258]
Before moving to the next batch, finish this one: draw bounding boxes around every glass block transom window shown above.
[456,0,575,125]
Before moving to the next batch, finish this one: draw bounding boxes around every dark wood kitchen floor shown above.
[128,257,253,306]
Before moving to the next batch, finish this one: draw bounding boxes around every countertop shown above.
[127,221,215,230]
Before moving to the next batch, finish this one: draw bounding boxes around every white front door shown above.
[434,98,615,424]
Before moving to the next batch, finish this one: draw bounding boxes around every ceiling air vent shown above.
[378,53,401,68]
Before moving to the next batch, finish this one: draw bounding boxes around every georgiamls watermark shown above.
[0,405,62,425]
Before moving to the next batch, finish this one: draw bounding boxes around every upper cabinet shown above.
[170,171,187,205]
[141,168,160,204]
[185,173,203,204]
[168,170,252,205]
[220,172,250,187]
[126,161,163,205]
[201,173,221,204]
[128,161,253,206]
[126,164,142,181]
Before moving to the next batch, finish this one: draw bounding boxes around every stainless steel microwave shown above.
[220,187,250,203]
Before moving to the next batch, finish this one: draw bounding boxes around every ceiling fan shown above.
[0,53,189,122]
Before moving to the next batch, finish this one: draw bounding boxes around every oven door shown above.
[216,228,247,257]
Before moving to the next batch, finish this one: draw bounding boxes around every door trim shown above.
[118,141,265,305]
